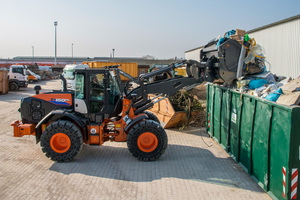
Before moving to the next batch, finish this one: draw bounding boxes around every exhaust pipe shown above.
[60,74,67,92]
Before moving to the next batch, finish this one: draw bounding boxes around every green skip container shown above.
[206,84,300,200]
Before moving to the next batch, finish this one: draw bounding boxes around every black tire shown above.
[40,120,83,162]
[143,111,160,124]
[127,120,167,161]
[9,82,19,91]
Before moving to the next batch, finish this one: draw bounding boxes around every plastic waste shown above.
[216,37,225,48]
[249,79,268,89]
[224,30,236,38]
[250,72,276,84]
[244,44,266,64]
[236,80,250,89]
[265,88,283,102]
[244,34,250,42]
[217,30,236,48]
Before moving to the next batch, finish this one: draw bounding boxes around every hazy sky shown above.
[0,0,299,59]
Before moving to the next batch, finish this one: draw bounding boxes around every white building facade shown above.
[184,47,202,62]
[248,15,300,78]
[185,15,300,78]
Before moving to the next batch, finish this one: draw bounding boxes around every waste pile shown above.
[169,90,204,128]
[234,73,300,106]
[161,84,207,129]
[213,29,300,106]
[27,63,57,80]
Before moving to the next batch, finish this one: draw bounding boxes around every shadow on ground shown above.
[49,142,263,193]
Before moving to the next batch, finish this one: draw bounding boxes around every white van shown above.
[63,64,89,90]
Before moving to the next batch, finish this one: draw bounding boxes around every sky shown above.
[0,0,299,59]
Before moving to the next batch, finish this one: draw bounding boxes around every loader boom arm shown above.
[125,60,202,114]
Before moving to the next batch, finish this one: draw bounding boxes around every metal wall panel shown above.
[249,18,300,78]
[184,48,201,62]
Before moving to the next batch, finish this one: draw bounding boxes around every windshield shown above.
[63,69,75,80]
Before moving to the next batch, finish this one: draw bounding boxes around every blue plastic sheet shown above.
[265,88,283,102]
[249,79,268,89]
[224,30,236,38]
[216,30,236,48]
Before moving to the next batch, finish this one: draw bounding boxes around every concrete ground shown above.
[0,80,272,200]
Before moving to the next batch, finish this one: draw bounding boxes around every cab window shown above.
[108,71,121,105]
[75,74,85,99]
[89,73,105,113]
[12,67,24,75]
[90,73,105,100]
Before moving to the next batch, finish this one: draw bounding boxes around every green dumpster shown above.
[206,84,300,200]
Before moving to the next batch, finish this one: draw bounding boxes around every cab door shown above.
[74,72,88,114]
[74,70,108,122]
[88,72,107,114]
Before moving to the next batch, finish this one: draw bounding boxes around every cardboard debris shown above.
[280,78,300,93]
[277,92,300,106]
[235,29,246,36]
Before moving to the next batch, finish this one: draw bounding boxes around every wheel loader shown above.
[11,60,204,162]
[11,39,252,162]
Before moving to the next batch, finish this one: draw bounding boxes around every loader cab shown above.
[74,68,122,122]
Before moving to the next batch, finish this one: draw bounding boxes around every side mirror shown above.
[34,85,41,94]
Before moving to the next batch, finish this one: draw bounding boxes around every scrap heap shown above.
[211,29,300,106]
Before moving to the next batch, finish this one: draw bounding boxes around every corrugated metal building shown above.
[184,46,203,62]
[247,14,300,78]
[185,14,300,78]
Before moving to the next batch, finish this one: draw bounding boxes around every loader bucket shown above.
[147,95,199,128]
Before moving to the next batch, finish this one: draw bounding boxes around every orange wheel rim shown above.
[137,132,158,153]
[50,133,71,153]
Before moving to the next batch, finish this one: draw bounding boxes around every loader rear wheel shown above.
[127,120,167,161]
[40,120,83,162]
[143,111,160,124]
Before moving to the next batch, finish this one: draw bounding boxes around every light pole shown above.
[31,46,34,64]
[72,43,74,61]
[54,21,58,65]
[112,48,115,58]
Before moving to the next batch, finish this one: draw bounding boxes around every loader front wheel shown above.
[40,120,83,162]
[127,120,167,161]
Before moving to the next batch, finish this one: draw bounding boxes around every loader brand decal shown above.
[33,94,72,106]
[291,168,298,199]
[50,98,70,105]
